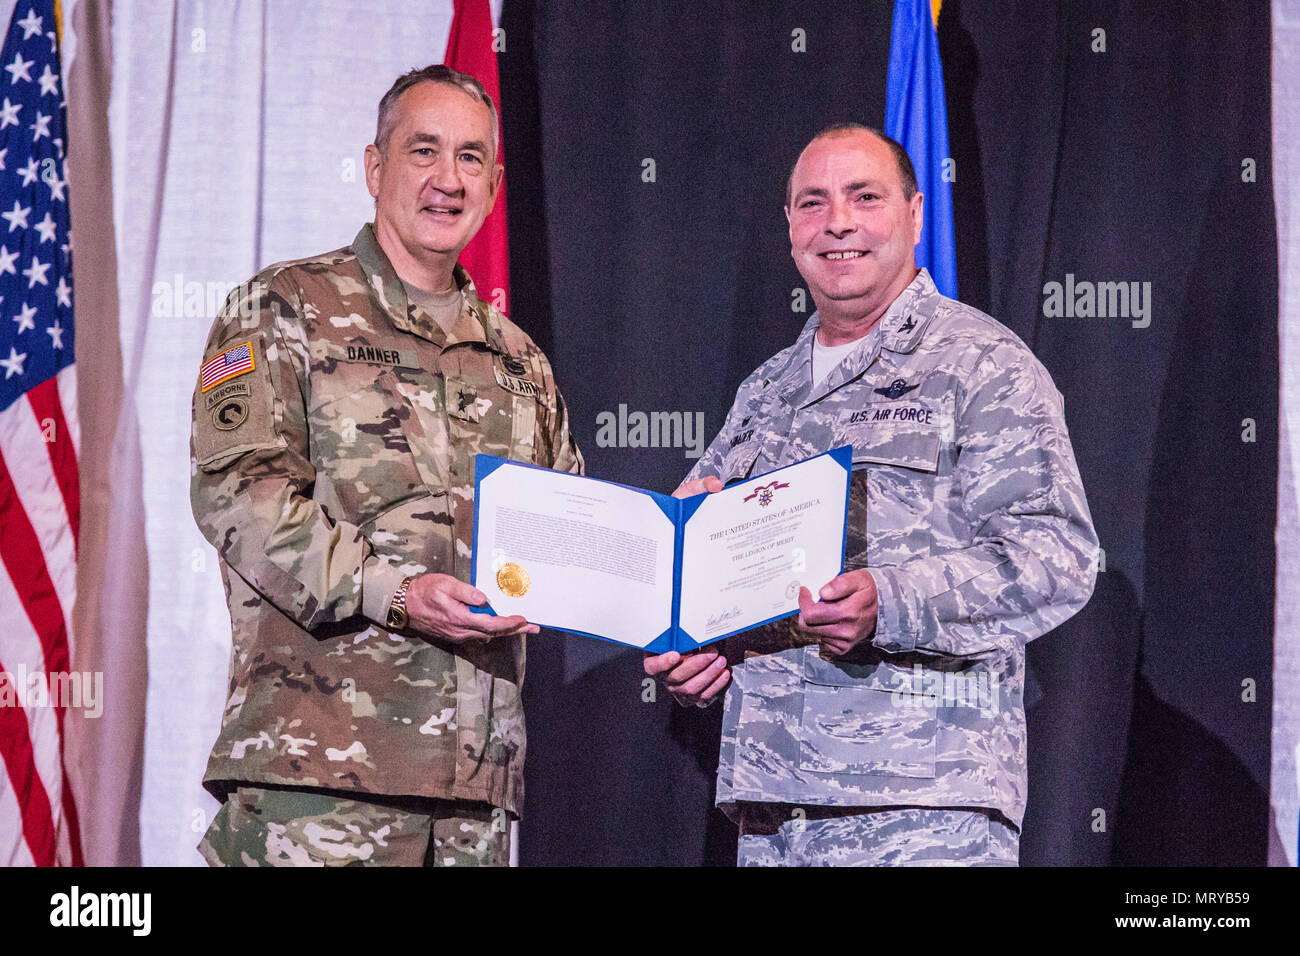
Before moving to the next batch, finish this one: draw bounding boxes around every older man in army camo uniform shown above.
[191,65,582,866]
[645,124,1097,866]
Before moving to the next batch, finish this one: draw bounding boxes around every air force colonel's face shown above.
[364,81,502,265]
[785,130,923,319]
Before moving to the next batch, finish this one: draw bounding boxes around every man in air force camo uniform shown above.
[191,66,582,866]
[645,125,1097,866]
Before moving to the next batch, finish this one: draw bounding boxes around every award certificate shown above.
[471,446,851,652]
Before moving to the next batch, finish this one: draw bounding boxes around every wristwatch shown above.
[386,576,414,631]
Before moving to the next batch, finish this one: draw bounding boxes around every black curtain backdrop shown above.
[498,0,1277,866]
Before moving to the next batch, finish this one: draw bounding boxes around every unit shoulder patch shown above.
[194,337,277,467]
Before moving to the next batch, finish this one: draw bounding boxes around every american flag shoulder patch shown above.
[200,340,256,393]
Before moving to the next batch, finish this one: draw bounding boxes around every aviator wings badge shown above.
[873,379,919,400]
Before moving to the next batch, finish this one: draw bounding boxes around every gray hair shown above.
[374,64,500,159]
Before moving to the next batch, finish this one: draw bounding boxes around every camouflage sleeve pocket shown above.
[194,337,280,471]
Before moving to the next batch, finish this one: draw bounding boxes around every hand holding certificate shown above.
[470,446,852,652]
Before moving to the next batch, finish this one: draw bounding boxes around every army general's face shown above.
[785,131,923,322]
[365,81,502,269]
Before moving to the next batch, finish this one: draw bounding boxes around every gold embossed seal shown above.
[496,563,530,597]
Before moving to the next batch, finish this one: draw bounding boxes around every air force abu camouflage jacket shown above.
[686,268,1097,828]
[191,223,582,815]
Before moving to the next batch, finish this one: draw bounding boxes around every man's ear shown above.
[910,191,924,246]
[476,161,505,219]
[363,143,383,200]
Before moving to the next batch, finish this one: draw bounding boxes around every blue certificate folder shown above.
[470,445,852,653]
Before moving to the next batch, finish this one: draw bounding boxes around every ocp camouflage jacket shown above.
[191,224,582,815]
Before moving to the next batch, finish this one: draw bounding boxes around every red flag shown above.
[445,0,510,315]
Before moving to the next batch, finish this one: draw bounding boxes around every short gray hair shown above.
[374,64,500,159]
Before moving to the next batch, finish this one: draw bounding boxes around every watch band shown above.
[386,576,414,630]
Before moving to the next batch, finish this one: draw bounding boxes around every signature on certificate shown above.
[706,606,744,632]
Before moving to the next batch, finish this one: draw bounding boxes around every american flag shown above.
[0,0,82,867]
[199,341,253,392]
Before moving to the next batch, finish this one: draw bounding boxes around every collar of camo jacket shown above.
[801,266,939,355]
[778,267,941,408]
[351,222,512,354]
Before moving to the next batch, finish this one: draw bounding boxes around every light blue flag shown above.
[885,0,958,299]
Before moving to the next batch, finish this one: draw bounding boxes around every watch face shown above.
[388,607,408,630]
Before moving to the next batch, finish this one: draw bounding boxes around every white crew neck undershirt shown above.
[812,329,874,388]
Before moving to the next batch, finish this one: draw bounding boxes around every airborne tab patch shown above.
[200,340,255,393]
